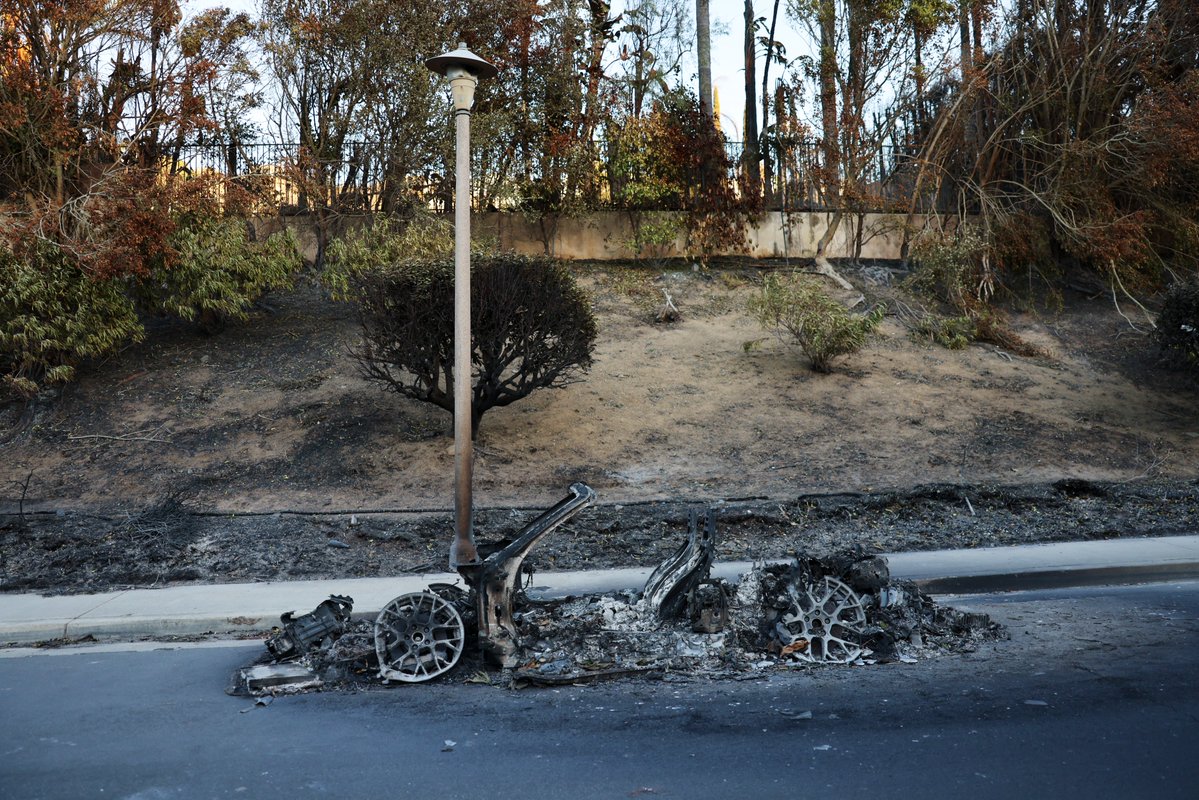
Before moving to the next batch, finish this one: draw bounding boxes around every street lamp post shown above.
[425,43,497,571]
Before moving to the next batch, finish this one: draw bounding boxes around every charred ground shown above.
[1,262,1197,594]
[3,478,1195,595]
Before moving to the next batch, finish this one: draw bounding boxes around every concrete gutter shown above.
[2,535,1197,646]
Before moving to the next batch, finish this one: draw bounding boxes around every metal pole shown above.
[449,79,479,569]
[425,45,495,571]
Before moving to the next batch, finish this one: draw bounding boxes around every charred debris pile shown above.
[233,499,1002,696]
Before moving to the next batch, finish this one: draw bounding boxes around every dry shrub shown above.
[749,273,884,372]
[1155,277,1199,371]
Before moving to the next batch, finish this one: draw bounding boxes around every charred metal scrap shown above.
[265,594,354,661]
[234,594,360,696]
[241,488,1003,693]
[471,484,596,669]
[740,551,1005,665]
[642,507,718,622]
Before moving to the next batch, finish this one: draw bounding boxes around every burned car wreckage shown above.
[239,483,1001,693]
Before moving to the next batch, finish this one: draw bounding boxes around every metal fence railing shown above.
[170,140,440,214]
[171,138,927,216]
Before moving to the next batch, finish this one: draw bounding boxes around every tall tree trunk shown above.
[697,0,713,120]
[846,3,865,184]
[817,0,839,210]
[761,0,782,204]
[743,0,759,194]
[959,0,973,78]
[913,24,925,131]
[813,0,848,263]
[959,0,977,164]
[970,0,984,64]
[519,22,532,182]
[576,1,615,199]
[581,0,612,145]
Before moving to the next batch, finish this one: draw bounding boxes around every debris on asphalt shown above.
[241,549,1003,693]
[239,695,275,713]
[236,663,322,695]
[242,514,1003,693]
[777,709,813,719]
[513,664,663,686]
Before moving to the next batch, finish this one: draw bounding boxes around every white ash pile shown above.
[510,591,736,684]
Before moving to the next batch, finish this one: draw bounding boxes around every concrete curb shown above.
[911,562,1199,594]
[2,535,1197,645]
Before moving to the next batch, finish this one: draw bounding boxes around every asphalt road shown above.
[2,581,1197,799]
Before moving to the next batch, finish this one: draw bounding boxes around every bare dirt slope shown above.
[1,262,1197,593]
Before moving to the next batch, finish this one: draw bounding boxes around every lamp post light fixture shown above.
[425,43,497,571]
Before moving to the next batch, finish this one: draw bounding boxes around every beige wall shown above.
[480,211,923,261]
[260,211,930,265]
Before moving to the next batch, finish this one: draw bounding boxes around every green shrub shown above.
[904,226,1042,357]
[904,226,988,314]
[2,216,300,398]
[911,314,976,350]
[1155,277,1199,370]
[623,212,683,266]
[0,240,142,398]
[322,214,455,301]
[749,273,884,372]
[136,218,300,327]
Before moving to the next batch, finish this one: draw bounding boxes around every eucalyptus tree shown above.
[786,0,937,258]
[612,0,693,118]
[697,0,713,118]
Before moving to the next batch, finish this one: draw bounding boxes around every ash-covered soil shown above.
[1,261,1196,595]
[2,478,1194,595]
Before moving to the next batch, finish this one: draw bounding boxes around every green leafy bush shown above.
[1155,277,1199,370]
[322,214,455,301]
[749,273,884,372]
[0,240,142,397]
[904,227,1042,356]
[904,226,989,315]
[137,218,300,328]
[2,216,300,398]
[331,240,597,437]
[622,212,684,266]
[911,314,976,350]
